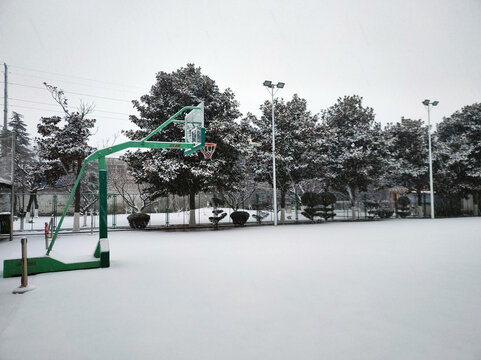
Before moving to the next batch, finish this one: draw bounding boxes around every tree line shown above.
[2,64,480,223]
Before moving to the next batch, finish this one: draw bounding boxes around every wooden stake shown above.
[21,237,28,287]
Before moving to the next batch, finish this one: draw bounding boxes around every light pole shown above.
[263,80,285,226]
[422,99,439,219]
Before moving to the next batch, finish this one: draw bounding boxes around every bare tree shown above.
[109,166,157,213]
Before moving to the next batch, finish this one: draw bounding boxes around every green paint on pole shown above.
[99,156,107,240]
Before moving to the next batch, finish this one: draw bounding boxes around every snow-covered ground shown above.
[1,218,481,359]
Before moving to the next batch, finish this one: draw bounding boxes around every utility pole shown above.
[3,63,7,129]
[10,132,15,241]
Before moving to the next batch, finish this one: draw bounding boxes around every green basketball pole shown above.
[4,104,205,278]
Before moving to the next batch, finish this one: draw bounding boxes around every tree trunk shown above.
[280,190,286,223]
[74,179,81,213]
[189,191,196,226]
[73,168,81,232]
[348,186,357,220]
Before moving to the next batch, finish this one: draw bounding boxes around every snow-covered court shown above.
[1,218,481,359]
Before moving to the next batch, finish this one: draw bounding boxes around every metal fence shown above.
[0,190,457,234]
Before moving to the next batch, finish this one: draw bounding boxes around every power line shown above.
[3,81,133,102]
[8,63,145,90]
[10,70,142,94]
[2,97,134,116]
[9,104,132,122]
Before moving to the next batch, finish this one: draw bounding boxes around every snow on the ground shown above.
[1,218,481,360]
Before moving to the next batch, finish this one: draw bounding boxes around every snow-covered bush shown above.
[127,213,150,229]
[230,211,250,226]
[301,192,321,222]
[365,200,380,219]
[252,211,269,224]
[377,208,394,219]
[396,196,411,218]
[318,192,336,221]
[209,209,227,230]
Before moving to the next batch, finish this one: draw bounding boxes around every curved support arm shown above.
[46,108,203,255]
[142,106,199,142]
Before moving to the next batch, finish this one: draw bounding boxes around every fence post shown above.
[363,195,367,219]
[44,222,49,249]
[12,237,35,294]
[112,194,117,229]
[183,195,186,225]
[394,196,399,218]
[198,192,201,225]
[166,194,170,226]
[295,192,299,222]
[52,194,57,230]
[90,211,94,234]
[49,217,54,238]
[423,193,427,218]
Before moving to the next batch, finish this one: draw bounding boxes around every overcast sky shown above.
[1,0,480,147]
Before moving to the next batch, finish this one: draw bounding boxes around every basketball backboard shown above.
[184,102,204,145]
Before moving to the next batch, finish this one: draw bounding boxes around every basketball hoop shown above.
[201,143,217,160]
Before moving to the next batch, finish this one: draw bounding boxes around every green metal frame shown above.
[3,105,205,278]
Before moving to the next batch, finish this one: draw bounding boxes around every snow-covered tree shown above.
[4,112,45,221]
[384,117,429,207]
[319,95,387,218]
[250,94,319,222]
[434,103,481,201]
[36,83,96,230]
[123,64,248,224]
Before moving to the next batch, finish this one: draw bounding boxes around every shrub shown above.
[396,196,411,218]
[230,211,250,226]
[365,200,380,219]
[209,209,227,230]
[252,211,269,224]
[301,192,321,208]
[301,207,321,222]
[301,192,321,222]
[318,192,336,221]
[127,213,150,229]
[377,209,394,219]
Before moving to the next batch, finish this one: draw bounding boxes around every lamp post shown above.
[263,80,285,226]
[422,99,439,219]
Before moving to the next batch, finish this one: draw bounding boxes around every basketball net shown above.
[201,143,217,160]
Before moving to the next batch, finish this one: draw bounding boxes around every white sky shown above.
[1,0,480,147]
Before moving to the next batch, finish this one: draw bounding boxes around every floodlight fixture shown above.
[422,99,430,106]
[276,82,285,89]
[432,101,439,106]
[263,80,272,87]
